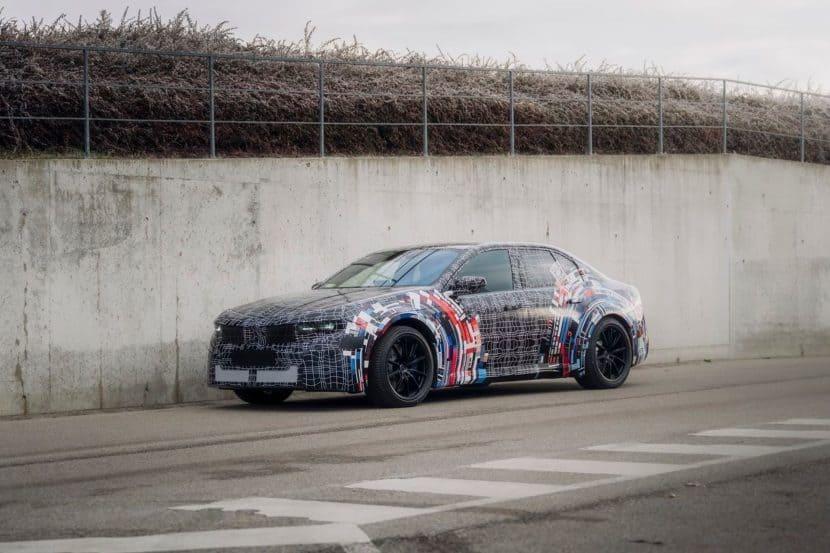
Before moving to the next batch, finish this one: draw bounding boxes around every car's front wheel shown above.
[234,388,293,405]
[576,317,632,389]
[367,326,435,408]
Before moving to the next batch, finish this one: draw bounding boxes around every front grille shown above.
[219,324,296,347]
[230,349,278,368]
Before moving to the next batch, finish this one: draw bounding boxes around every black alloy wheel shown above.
[367,326,435,407]
[576,317,632,389]
[595,324,629,380]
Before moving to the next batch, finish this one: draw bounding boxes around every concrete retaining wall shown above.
[2,155,829,416]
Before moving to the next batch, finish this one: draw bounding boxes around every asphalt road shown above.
[1,356,829,552]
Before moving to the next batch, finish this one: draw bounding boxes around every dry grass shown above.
[1,9,828,162]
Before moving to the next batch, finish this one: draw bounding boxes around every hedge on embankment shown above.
[1,10,828,162]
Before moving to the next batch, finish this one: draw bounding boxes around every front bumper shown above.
[207,327,360,392]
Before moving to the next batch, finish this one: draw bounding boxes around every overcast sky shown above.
[4,0,829,90]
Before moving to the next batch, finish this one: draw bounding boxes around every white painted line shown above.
[694,428,830,440]
[0,523,370,553]
[470,457,682,476]
[174,496,427,524]
[343,543,382,553]
[771,418,830,426]
[585,442,787,457]
[347,477,566,499]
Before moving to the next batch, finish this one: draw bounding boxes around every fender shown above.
[552,267,647,375]
[341,289,483,392]
[571,296,648,374]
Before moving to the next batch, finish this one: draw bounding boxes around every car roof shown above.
[468,241,560,250]
[373,242,476,251]
[380,241,563,251]
[361,242,603,279]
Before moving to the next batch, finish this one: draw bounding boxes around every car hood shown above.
[215,287,422,326]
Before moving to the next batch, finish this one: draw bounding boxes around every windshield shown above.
[320,248,461,288]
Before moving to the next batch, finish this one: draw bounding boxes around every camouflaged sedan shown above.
[209,243,648,407]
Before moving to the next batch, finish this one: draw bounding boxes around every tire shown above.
[366,326,435,408]
[576,317,632,390]
[234,388,293,405]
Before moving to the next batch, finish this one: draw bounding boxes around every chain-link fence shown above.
[2,40,829,163]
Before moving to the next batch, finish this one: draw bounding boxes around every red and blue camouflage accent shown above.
[343,290,482,391]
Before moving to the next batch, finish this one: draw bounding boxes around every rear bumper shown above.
[633,316,649,366]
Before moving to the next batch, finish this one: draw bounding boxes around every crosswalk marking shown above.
[174,497,428,524]
[5,415,830,553]
[771,418,830,426]
[0,524,371,553]
[585,442,787,457]
[470,457,682,476]
[347,477,567,499]
[694,428,830,440]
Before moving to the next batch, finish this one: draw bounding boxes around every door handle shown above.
[568,297,583,304]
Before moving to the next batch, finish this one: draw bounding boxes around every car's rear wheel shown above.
[367,326,435,408]
[234,388,293,405]
[576,318,632,389]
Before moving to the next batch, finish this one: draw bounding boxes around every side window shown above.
[552,251,582,280]
[518,249,560,288]
[455,249,513,293]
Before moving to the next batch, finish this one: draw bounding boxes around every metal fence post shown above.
[586,73,593,155]
[422,65,428,156]
[508,69,515,156]
[657,77,664,154]
[722,79,728,154]
[800,93,805,163]
[318,62,325,157]
[208,55,215,158]
[82,48,90,158]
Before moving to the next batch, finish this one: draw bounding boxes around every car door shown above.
[449,249,523,380]
[513,247,562,369]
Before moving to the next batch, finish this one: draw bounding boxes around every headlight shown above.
[296,321,340,334]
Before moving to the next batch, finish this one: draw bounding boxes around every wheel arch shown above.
[343,289,482,392]
[366,313,441,384]
[602,310,648,367]
[603,312,633,336]
[573,299,637,372]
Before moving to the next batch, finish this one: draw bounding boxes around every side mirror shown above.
[450,275,487,296]
[311,281,323,290]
